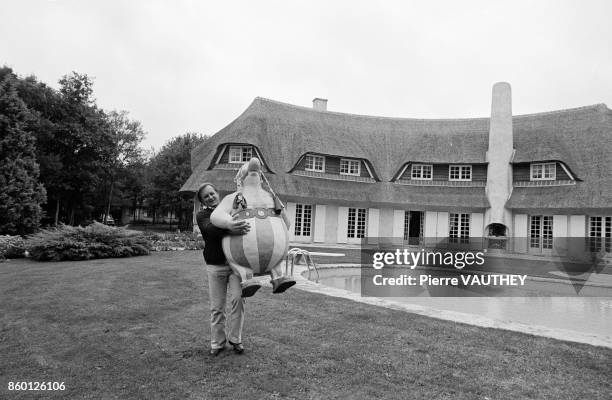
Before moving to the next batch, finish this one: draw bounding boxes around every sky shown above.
[2,0,611,151]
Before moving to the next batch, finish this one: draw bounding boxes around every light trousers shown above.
[207,263,244,349]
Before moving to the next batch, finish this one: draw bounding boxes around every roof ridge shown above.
[254,97,609,122]
[253,97,489,122]
[513,103,608,118]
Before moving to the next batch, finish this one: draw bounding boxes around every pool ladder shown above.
[286,248,320,283]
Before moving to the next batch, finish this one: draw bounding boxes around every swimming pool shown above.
[307,266,612,346]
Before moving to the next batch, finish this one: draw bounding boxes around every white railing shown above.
[513,180,576,187]
[214,163,241,170]
[395,179,486,187]
[293,170,376,183]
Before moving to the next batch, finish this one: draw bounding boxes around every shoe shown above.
[271,277,297,294]
[210,347,225,356]
[241,283,261,298]
[229,341,244,354]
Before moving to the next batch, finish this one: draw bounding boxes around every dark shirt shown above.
[196,207,228,265]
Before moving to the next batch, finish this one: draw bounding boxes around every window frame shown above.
[449,165,472,181]
[294,204,313,237]
[347,207,367,239]
[449,213,470,244]
[411,164,433,180]
[228,146,253,164]
[340,158,361,176]
[530,162,556,181]
[588,216,612,253]
[305,154,325,172]
[529,215,554,250]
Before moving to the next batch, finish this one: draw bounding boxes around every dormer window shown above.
[305,155,325,172]
[531,162,556,180]
[411,164,432,180]
[449,165,472,181]
[229,146,253,163]
[340,158,360,176]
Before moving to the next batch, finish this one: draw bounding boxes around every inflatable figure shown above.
[210,157,296,297]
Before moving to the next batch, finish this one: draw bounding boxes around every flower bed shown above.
[145,231,204,252]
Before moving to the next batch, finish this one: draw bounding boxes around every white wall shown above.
[392,210,405,245]
[553,215,568,255]
[367,208,380,244]
[337,206,348,244]
[569,215,586,237]
[313,205,326,243]
[513,214,528,253]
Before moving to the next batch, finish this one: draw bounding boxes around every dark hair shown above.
[196,183,218,204]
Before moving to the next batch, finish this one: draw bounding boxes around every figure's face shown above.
[199,185,219,208]
[242,171,262,187]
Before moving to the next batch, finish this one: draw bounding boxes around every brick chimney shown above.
[312,98,327,111]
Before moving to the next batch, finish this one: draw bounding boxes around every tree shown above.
[0,72,46,235]
[119,151,150,222]
[148,133,208,229]
[3,68,149,228]
[100,110,146,223]
[20,71,108,225]
[58,71,94,106]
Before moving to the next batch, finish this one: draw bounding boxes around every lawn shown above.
[1,251,610,399]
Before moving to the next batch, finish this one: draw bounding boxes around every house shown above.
[180,83,612,257]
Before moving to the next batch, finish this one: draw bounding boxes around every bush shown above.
[0,235,27,261]
[26,222,152,261]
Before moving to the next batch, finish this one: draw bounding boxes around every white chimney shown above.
[312,98,328,111]
[484,82,514,235]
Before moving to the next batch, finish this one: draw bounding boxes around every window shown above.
[529,215,553,250]
[340,159,361,176]
[449,165,472,181]
[229,146,253,163]
[449,213,470,244]
[347,208,367,239]
[294,204,313,237]
[589,216,611,253]
[305,155,325,172]
[530,163,556,180]
[411,164,433,180]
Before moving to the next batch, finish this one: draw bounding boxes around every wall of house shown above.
[284,202,490,250]
[195,197,606,259]
[512,212,592,256]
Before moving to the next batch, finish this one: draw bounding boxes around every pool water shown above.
[315,268,612,339]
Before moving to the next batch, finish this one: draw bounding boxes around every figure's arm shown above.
[210,193,251,235]
[210,193,237,229]
[280,208,291,229]
[196,210,228,240]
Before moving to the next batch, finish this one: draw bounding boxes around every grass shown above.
[0,251,610,399]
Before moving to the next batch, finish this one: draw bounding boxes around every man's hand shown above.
[227,215,250,235]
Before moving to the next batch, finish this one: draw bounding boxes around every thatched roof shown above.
[508,104,612,211]
[181,98,612,211]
